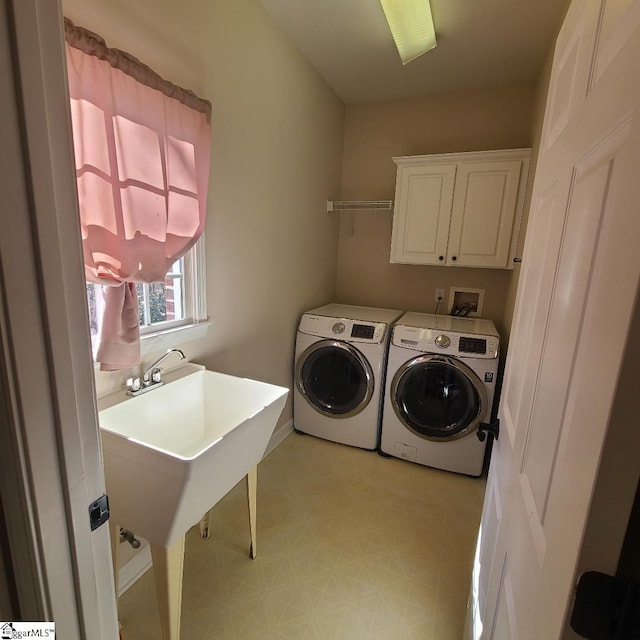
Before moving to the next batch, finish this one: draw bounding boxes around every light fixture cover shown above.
[380,0,437,65]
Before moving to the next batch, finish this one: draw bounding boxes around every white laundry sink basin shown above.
[98,367,288,547]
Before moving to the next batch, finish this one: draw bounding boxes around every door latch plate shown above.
[89,494,110,531]
[477,419,499,442]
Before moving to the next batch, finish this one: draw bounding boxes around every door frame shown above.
[0,0,118,636]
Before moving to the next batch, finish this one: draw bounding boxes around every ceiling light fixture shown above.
[379,0,437,65]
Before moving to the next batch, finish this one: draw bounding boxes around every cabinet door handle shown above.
[451,256,457,261]
[438,255,444,261]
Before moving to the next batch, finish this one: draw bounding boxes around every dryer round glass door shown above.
[391,355,486,441]
[296,340,374,418]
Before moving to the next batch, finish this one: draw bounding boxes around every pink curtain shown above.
[64,20,211,370]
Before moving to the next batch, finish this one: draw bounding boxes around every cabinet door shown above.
[447,160,524,268]
[390,163,456,265]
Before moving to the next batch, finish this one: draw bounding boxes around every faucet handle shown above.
[142,367,162,384]
[126,376,142,392]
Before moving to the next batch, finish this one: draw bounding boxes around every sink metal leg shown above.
[247,465,257,559]
[200,464,257,553]
[151,536,185,640]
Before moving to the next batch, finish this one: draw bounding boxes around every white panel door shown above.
[390,163,456,264]
[447,160,524,268]
[468,1,640,639]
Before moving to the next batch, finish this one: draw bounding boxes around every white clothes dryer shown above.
[294,304,402,450]
[380,312,499,476]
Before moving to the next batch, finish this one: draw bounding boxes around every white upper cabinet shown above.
[390,149,531,269]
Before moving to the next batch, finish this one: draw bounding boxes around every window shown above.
[86,238,207,357]
[65,18,211,370]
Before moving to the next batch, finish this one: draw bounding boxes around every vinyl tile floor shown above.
[118,432,486,639]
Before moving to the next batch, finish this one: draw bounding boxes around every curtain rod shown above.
[64,18,212,122]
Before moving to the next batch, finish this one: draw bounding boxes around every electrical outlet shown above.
[435,288,445,303]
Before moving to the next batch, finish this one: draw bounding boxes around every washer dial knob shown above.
[435,334,451,348]
[332,322,346,335]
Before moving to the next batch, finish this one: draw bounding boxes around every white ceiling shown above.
[259,0,568,104]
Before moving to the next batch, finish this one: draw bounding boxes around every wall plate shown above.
[449,287,485,317]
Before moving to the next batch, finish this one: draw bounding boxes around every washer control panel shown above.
[393,325,499,359]
[299,314,388,343]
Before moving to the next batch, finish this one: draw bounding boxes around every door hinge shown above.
[570,571,640,639]
[88,494,109,531]
[477,418,499,442]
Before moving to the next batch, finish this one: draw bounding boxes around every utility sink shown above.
[98,366,288,548]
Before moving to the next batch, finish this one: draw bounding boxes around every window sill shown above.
[91,321,210,391]
[140,320,210,356]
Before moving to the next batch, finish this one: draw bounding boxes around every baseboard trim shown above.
[118,543,151,597]
[117,420,294,595]
[265,418,293,456]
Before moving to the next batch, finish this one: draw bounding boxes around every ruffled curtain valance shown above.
[64,18,212,370]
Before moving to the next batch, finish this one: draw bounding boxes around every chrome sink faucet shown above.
[126,348,186,396]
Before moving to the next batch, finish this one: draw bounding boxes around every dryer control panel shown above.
[393,325,499,359]
[299,314,389,344]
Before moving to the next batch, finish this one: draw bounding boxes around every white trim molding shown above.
[0,2,119,636]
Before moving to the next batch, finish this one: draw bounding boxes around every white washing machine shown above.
[380,312,499,476]
[294,304,402,450]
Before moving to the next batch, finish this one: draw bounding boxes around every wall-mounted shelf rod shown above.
[327,200,393,212]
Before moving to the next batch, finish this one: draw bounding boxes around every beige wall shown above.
[336,84,537,340]
[63,0,345,421]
